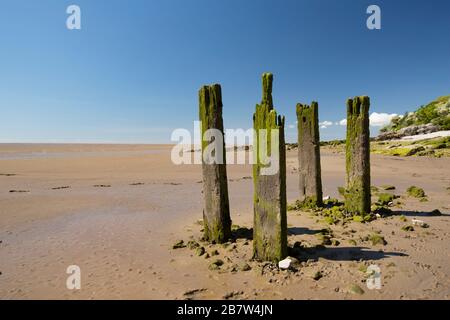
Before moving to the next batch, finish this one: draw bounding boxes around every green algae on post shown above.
[199,84,232,243]
[252,73,287,262]
[344,96,371,216]
[296,101,323,208]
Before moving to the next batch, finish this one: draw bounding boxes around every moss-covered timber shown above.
[252,73,288,262]
[345,96,371,215]
[296,102,323,208]
[199,84,232,243]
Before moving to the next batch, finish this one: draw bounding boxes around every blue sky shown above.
[0,0,449,143]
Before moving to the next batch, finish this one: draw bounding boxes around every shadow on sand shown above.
[291,246,408,262]
[232,226,411,263]
[391,210,449,217]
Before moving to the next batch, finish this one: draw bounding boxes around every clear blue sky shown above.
[1,0,449,143]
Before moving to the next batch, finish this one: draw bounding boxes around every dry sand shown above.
[0,144,449,299]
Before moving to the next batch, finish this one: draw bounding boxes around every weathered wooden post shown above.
[345,96,371,215]
[253,73,287,262]
[199,84,232,243]
[296,102,323,208]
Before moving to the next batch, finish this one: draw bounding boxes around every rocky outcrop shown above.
[376,123,440,141]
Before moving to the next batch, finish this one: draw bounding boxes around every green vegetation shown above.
[369,234,387,246]
[406,186,426,198]
[401,225,415,232]
[377,193,397,206]
[380,95,450,132]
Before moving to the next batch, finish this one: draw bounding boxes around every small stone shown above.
[172,240,186,249]
[187,240,199,250]
[331,239,340,246]
[240,263,251,272]
[348,284,365,295]
[209,259,224,270]
[428,209,442,216]
[278,257,300,270]
[312,271,323,281]
[412,219,429,228]
[211,249,219,256]
[196,247,205,256]
[401,225,415,232]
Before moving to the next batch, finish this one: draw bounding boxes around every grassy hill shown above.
[380,95,450,133]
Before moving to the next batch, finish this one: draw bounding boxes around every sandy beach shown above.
[0,143,449,299]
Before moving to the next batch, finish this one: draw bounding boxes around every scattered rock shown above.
[401,225,415,232]
[380,185,396,190]
[211,249,219,256]
[278,257,300,270]
[348,284,365,295]
[208,259,224,270]
[239,263,252,272]
[369,234,387,246]
[312,271,323,281]
[187,240,199,249]
[196,247,205,256]
[428,209,442,216]
[316,233,332,245]
[331,239,340,246]
[223,291,243,300]
[412,219,429,228]
[183,288,207,297]
[172,240,186,249]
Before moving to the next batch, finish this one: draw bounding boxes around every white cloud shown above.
[369,112,398,127]
[288,124,295,129]
[336,113,398,127]
[319,121,333,129]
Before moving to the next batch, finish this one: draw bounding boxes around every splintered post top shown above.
[347,96,370,117]
[262,73,273,108]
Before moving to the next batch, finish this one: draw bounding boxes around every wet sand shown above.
[0,144,449,299]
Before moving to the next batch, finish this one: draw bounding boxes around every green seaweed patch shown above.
[401,225,415,232]
[352,214,374,223]
[369,234,387,246]
[376,193,399,206]
[406,186,426,198]
[208,259,224,270]
[348,284,365,295]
